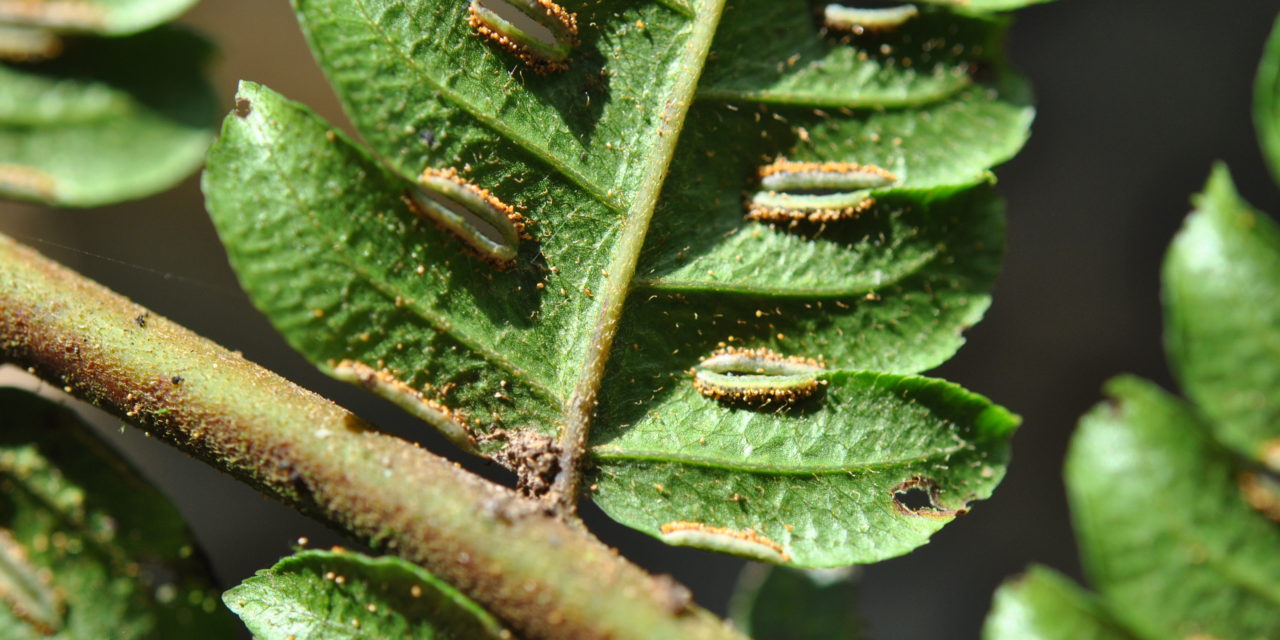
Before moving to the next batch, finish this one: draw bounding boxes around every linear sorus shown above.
[405,167,528,268]
[823,4,921,35]
[467,0,579,73]
[331,360,478,454]
[747,158,897,223]
[691,346,826,404]
[659,521,791,563]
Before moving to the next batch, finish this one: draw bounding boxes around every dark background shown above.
[3,2,1280,638]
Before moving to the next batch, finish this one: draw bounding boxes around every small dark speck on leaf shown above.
[234,97,252,118]
[419,129,438,148]
[171,376,184,385]
[134,313,148,328]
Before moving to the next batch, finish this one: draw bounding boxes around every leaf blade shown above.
[209,0,1035,562]
[729,564,864,640]
[698,1,1009,108]
[291,0,710,208]
[589,371,1018,567]
[1256,14,1280,186]
[224,550,509,640]
[1163,165,1280,470]
[981,566,1138,640]
[0,388,236,639]
[1066,376,1280,640]
[203,82,565,447]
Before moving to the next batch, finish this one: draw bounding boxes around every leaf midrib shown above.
[554,0,730,504]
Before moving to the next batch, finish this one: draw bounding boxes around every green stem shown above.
[551,0,728,515]
[0,232,745,640]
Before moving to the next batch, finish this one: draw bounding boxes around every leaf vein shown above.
[589,443,970,475]
[350,0,625,215]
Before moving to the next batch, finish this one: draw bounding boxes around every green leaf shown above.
[204,84,1021,566]
[1256,14,1280,186]
[981,566,1137,640]
[639,73,1029,308]
[635,181,1007,375]
[728,564,863,639]
[292,0,717,207]
[698,2,1010,108]
[589,371,1018,567]
[0,27,217,207]
[291,0,1030,210]
[1163,165,1280,471]
[224,550,509,640]
[0,388,236,639]
[0,0,197,36]
[204,81,566,445]
[1066,376,1280,640]
[210,0,1036,566]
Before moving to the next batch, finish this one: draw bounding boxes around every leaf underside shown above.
[0,27,217,207]
[224,549,509,640]
[205,0,1040,566]
[0,389,235,639]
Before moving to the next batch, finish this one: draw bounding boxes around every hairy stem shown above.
[552,0,728,515]
[0,232,745,640]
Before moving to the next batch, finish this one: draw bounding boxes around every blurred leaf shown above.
[1257,14,1280,186]
[981,566,1138,640]
[1163,165,1280,471]
[0,0,197,36]
[224,550,509,640]
[0,388,236,639]
[208,0,1038,565]
[0,24,62,62]
[0,27,216,207]
[291,0,1030,218]
[1066,376,1280,640]
[728,564,862,639]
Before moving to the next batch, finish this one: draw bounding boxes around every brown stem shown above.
[0,232,745,640]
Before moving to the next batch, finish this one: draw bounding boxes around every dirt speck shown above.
[483,429,561,498]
